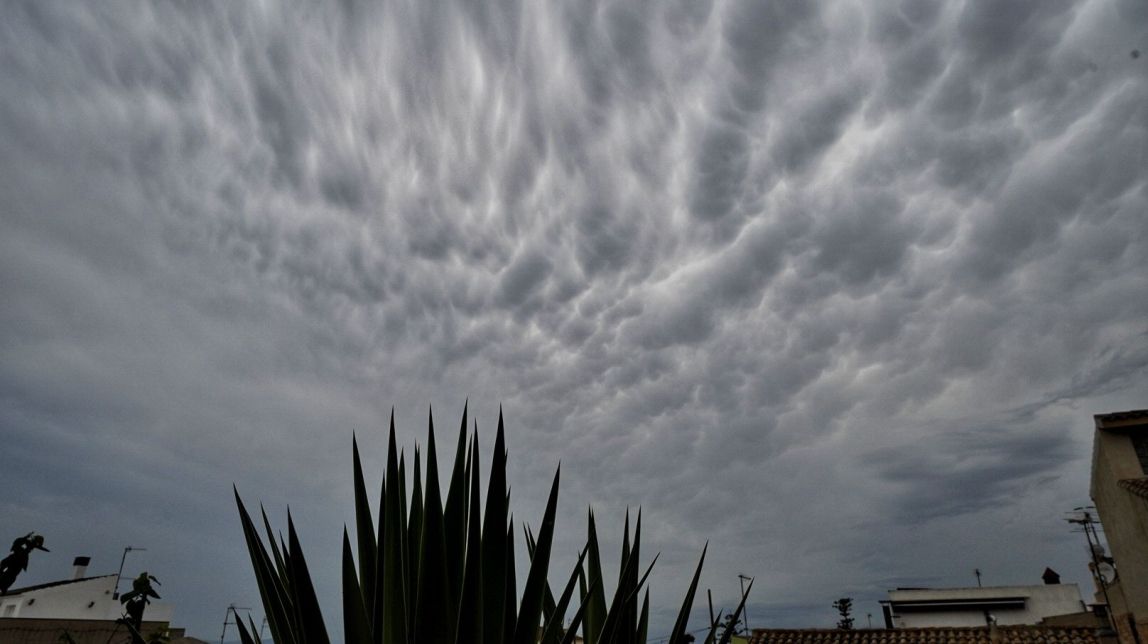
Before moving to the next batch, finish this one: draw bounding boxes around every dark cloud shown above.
[2,0,1147,639]
[496,251,553,308]
[870,418,1076,521]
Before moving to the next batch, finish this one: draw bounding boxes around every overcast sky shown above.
[2,0,1147,640]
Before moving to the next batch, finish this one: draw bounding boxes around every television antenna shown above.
[738,574,754,632]
[113,546,147,600]
[220,604,251,644]
[1066,506,1116,633]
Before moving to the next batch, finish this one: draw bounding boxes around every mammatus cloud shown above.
[1,0,1146,638]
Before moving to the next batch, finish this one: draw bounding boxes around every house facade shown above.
[1090,409,1148,644]
[0,558,181,644]
[879,584,1087,628]
[0,574,172,623]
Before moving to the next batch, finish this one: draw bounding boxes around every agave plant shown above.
[233,405,749,644]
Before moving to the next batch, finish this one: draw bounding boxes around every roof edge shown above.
[1,574,117,595]
[1095,409,1148,429]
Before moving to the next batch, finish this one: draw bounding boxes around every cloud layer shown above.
[2,0,1147,638]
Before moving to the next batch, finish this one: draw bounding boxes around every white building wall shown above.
[896,611,996,628]
[888,585,1086,628]
[0,576,173,623]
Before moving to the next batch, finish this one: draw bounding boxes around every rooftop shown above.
[0,574,116,596]
[748,626,1101,644]
[1094,409,1148,429]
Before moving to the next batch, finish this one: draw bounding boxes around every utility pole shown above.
[708,589,716,633]
[975,569,982,587]
[113,546,146,600]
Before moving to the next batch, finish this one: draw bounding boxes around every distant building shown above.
[879,584,1087,628]
[1090,408,1148,644]
[0,556,192,644]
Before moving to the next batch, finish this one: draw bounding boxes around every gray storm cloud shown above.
[2,0,1146,638]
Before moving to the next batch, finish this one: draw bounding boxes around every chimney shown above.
[989,619,1001,644]
[72,556,91,580]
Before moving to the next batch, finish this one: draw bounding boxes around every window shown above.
[1131,434,1148,474]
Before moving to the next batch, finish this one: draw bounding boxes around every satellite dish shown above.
[1097,562,1117,584]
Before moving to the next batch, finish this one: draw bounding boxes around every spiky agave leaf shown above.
[351,434,378,622]
[716,578,754,644]
[594,534,644,644]
[627,556,660,643]
[234,489,293,644]
[511,467,561,644]
[442,401,470,616]
[259,505,289,592]
[380,415,408,644]
[342,528,371,644]
[371,457,387,638]
[668,543,708,644]
[480,412,509,644]
[619,510,642,643]
[561,575,602,644]
[285,513,330,644]
[398,448,410,635]
[619,510,633,641]
[407,444,423,629]
[600,552,660,644]
[539,547,589,644]
[523,526,558,628]
[414,412,452,644]
[504,517,518,641]
[581,509,608,644]
[455,432,484,644]
[704,610,724,644]
[583,509,657,644]
[234,613,259,644]
[637,589,649,644]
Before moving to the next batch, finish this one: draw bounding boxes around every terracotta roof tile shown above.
[748,626,1101,644]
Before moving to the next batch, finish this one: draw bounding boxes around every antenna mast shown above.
[220,604,251,644]
[1067,506,1116,634]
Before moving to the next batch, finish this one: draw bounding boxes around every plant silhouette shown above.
[120,572,161,644]
[233,405,750,644]
[0,532,49,593]
[833,597,854,631]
